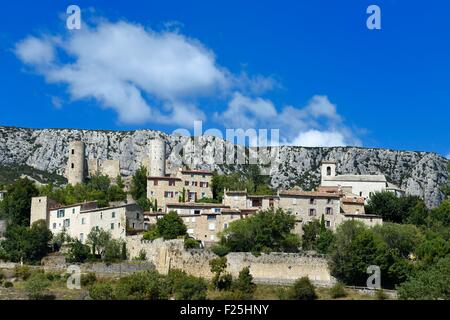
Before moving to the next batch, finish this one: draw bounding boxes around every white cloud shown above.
[15,37,55,65]
[446,153,450,159]
[217,94,360,147]
[290,130,346,147]
[14,20,270,126]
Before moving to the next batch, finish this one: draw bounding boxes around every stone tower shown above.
[321,160,336,184]
[149,139,166,177]
[67,141,86,185]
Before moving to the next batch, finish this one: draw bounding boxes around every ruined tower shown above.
[67,141,86,185]
[149,138,166,177]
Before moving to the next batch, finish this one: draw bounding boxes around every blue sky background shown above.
[0,0,449,157]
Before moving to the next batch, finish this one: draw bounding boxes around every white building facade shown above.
[320,161,405,201]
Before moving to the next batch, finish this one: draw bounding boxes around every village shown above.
[28,139,402,247]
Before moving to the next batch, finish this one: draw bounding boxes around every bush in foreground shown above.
[287,277,317,300]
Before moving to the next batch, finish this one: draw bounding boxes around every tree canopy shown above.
[220,208,300,254]
[0,178,39,226]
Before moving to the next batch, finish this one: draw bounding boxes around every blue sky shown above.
[0,0,449,157]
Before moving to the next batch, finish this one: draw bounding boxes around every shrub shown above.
[81,273,97,287]
[142,225,159,241]
[170,273,208,300]
[4,281,14,288]
[89,281,115,300]
[184,237,201,249]
[288,277,317,300]
[330,282,347,299]
[14,265,31,280]
[133,249,147,261]
[24,272,52,300]
[211,244,230,257]
[45,271,61,282]
[114,270,168,300]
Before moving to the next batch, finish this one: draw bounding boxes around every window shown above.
[71,163,74,169]
[309,209,316,216]
[213,208,221,213]
[132,223,135,229]
[326,220,331,228]
[201,192,206,198]
[80,233,84,242]
[53,223,57,229]
[224,223,228,229]
[185,181,190,186]
[194,210,201,215]
[136,213,140,219]
[112,212,116,218]
[71,149,75,155]
[207,215,216,221]
[327,199,332,204]
[169,180,176,187]
[208,223,216,231]
[64,219,70,228]
[309,198,315,205]
[360,192,363,197]
[326,207,333,215]
[81,218,86,225]
[57,209,65,218]
[327,166,331,176]
[72,208,76,214]
[111,223,115,230]
[154,180,158,186]
[164,191,174,198]
[100,213,103,219]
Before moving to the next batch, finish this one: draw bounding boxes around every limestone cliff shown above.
[0,126,447,207]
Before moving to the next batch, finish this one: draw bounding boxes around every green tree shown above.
[86,228,112,257]
[397,256,450,300]
[155,211,187,240]
[232,267,256,297]
[302,218,336,254]
[372,223,424,258]
[210,257,232,290]
[130,166,148,201]
[221,208,300,253]
[66,239,91,263]
[104,239,126,263]
[1,220,52,263]
[0,178,39,226]
[329,221,389,286]
[287,277,317,300]
[365,191,402,223]
[415,237,450,266]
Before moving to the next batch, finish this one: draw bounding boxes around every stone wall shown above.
[125,236,333,285]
